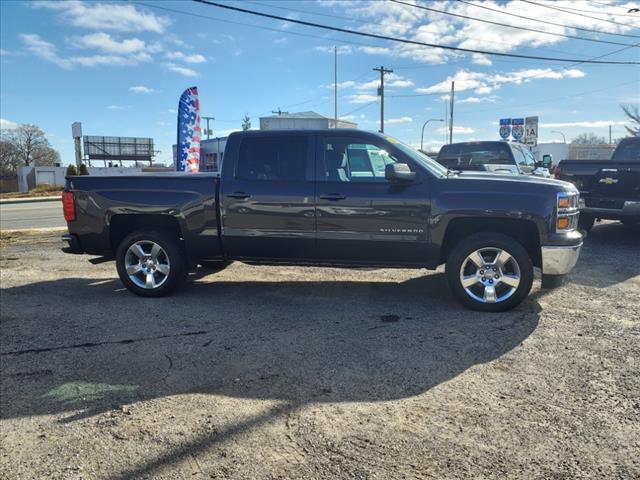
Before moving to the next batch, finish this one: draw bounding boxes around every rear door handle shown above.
[319,193,346,201]
[226,192,251,199]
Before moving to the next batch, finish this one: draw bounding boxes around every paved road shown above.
[0,199,65,231]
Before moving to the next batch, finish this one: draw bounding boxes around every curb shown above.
[0,227,67,235]
[0,196,61,205]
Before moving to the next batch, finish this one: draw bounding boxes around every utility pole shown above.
[373,66,393,133]
[609,124,612,144]
[334,46,338,128]
[449,81,455,144]
[272,108,288,116]
[202,116,215,140]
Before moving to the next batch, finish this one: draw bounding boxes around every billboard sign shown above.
[524,116,538,147]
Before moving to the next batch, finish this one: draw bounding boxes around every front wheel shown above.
[578,214,595,232]
[446,233,534,312]
[116,230,187,297]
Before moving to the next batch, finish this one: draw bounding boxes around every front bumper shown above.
[541,242,582,276]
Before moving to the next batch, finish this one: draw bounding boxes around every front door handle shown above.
[227,192,251,199]
[319,193,346,201]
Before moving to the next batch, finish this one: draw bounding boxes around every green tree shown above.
[66,164,78,176]
[621,104,639,136]
[571,133,607,145]
[78,164,90,175]
[242,113,251,131]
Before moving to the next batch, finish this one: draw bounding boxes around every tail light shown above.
[62,191,76,221]
[554,166,561,179]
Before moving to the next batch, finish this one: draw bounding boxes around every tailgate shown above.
[590,162,640,201]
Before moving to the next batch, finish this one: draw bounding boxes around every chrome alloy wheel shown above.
[124,240,171,290]
[459,247,521,304]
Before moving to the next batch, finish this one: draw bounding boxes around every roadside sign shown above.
[524,116,538,147]
[511,118,524,141]
[499,118,511,140]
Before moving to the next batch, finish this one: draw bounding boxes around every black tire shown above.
[445,232,534,312]
[621,219,639,226]
[198,260,231,272]
[578,214,595,232]
[115,229,187,297]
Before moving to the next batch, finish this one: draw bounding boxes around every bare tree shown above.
[571,133,608,145]
[621,104,639,136]
[0,123,60,174]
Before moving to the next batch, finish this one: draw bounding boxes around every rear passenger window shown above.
[237,136,307,181]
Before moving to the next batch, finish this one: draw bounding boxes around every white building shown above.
[534,142,616,166]
[259,111,357,130]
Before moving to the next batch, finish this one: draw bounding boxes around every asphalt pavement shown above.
[0,199,65,231]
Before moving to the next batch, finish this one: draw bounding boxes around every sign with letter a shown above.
[525,116,538,147]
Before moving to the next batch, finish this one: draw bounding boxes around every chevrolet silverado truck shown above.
[436,141,551,177]
[556,137,640,231]
[62,129,583,311]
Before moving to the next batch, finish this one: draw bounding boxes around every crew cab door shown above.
[220,133,315,259]
[315,133,431,265]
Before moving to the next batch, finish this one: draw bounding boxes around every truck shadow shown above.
[1,272,540,423]
[570,221,639,288]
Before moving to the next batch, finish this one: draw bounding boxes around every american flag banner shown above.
[176,86,201,172]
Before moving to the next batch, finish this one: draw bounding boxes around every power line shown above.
[390,0,640,44]
[246,0,611,57]
[521,0,640,27]
[191,0,640,64]
[532,0,639,17]
[455,0,640,39]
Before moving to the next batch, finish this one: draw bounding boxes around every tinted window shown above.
[237,136,307,181]
[438,143,513,168]
[322,138,402,182]
[611,137,640,162]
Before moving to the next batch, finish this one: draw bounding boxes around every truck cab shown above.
[437,141,551,177]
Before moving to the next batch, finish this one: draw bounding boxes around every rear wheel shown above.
[116,230,187,297]
[446,233,533,312]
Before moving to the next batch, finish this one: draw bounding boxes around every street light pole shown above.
[551,130,566,143]
[421,119,444,152]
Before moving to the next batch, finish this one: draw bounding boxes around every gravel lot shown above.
[1,222,639,480]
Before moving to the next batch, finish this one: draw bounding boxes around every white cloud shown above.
[386,116,413,124]
[33,0,170,33]
[416,68,586,96]
[165,51,207,64]
[319,0,637,65]
[314,45,353,54]
[0,118,19,130]
[129,85,156,94]
[540,120,628,128]
[437,126,475,134]
[0,49,12,56]
[106,105,131,111]
[164,63,198,77]
[21,33,153,68]
[347,94,379,104]
[69,32,146,54]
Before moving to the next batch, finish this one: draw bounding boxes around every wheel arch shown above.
[439,217,541,268]
[109,214,184,253]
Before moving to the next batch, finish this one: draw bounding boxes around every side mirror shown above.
[542,154,553,169]
[385,163,416,182]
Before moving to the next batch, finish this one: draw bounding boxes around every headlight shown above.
[556,191,579,234]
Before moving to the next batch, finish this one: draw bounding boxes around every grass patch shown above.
[0,185,63,199]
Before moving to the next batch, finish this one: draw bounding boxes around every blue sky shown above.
[1,0,638,165]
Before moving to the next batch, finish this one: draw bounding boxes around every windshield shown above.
[383,135,449,177]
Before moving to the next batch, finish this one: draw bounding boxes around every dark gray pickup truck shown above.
[62,129,583,311]
[557,137,640,231]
